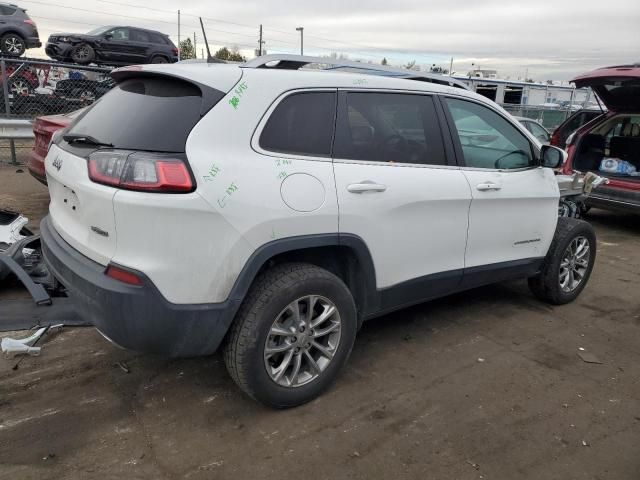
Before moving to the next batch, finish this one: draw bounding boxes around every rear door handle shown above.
[476,182,502,191]
[347,182,387,193]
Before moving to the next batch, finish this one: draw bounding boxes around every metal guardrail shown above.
[0,118,34,139]
[0,117,33,165]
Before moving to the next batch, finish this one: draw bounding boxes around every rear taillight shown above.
[87,150,194,193]
[105,264,143,285]
[23,19,35,26]
[172,47,179,55]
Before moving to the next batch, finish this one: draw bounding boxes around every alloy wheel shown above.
[74,46,90,60]
[4,37,22,55]
[264,295,342,388]
[10,80,29,96]
[559,236,590,292]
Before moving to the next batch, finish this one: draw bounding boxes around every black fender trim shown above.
[225,233,379,317]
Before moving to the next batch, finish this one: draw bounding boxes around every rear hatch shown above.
[45,67,239,265]
[572,65,640,111]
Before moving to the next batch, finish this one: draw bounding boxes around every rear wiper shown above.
[62,134,113,148]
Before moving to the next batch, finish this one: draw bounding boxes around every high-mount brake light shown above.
[87,150,194,193]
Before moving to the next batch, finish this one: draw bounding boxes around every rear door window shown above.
[333,92,446,165]
[66,77,222,153]
[259,91,337,157]
[0,6,16,15]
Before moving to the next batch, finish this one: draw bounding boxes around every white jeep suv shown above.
[41,55,596,407]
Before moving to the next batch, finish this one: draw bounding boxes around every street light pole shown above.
[296,27,304,55]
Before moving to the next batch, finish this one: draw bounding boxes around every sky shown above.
[22,0,640,81]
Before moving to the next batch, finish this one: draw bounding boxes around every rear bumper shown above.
[586,186,640,214]
[40,215,240,357]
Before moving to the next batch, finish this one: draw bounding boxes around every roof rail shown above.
[242,54,469,89]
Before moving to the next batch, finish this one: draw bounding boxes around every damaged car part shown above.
[0,208,32,252]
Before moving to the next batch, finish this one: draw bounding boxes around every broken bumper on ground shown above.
[40,215,238,357]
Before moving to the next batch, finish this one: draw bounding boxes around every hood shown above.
[572,65,640,111]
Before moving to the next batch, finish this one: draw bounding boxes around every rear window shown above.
[0,5,16,15]
[67,77,214,153]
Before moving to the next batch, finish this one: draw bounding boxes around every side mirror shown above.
[540,144,566,169]
[103,34,113,40]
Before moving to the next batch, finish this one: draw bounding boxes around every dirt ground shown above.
[1,164,639,480]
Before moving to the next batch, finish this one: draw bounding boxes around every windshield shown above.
[86,26,113,36]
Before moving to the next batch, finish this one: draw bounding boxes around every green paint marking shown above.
[203,164,221,181]
[229,82,248,110]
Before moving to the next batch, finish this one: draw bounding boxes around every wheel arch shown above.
[227,234,378,324]
[150,53,169,62]
[1,31,26,40]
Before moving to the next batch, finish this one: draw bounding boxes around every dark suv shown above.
[0,3,41,56]
[45,26,178,66]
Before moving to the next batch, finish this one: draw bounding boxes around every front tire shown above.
[70,44,95,64]
[223,263,357,408]
[528,217,596,305]
[1,34,26,56]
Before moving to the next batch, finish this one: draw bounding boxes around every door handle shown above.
[476,182,502,191]
[347,182,387,193]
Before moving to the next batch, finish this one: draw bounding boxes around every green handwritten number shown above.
[229,97,240,109]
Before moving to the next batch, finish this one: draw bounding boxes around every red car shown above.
[562,64,640,214]
[27,110,81,184]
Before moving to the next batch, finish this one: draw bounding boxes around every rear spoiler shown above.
[110,67,225,117]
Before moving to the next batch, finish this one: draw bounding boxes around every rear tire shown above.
[9,77,34,96]
[150,55,168,64]
[223,263,357,408]
[1,34,26,56]
[528,217,596,305]
[70,44,95,64]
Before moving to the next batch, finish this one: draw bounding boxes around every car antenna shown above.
[200,17,224,64]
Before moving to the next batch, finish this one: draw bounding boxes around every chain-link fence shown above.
[0,57,113,164]
[0,58,113,118]
[499,104,572,131]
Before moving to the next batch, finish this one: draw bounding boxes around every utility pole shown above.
[296,26,304,55]
[258,24,265,56]
[177,10,181,61]
[449,57,453,76]
[193,32,196,59]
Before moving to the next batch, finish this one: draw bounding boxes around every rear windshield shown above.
[67,77,209,153]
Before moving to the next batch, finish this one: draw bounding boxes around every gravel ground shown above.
[1,165,639,480]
